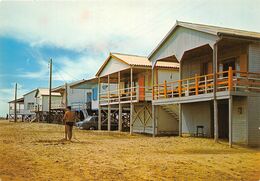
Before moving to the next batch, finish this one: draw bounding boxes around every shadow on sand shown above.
[34,139,90,145]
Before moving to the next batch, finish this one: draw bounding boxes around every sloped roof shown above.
[8,97,24,103]
[52,85,65,92]
[70,77,98,89]
[96,52,179,76]
[177,21,260,38]
[149,21,260,59]
[35,88,61,97]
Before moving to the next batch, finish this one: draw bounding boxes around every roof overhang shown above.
[70,77,98,89]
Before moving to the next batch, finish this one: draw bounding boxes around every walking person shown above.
[63,106,76,141]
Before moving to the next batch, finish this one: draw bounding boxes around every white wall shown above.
[41,96,62,112]
[23,90,37,114]
[100,57,129,77]
[67,86,91,106]
[182,101,212,137]
[157,106,179,134]
[158,69,179,84]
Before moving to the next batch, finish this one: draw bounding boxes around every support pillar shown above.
[118,104,122,131]
[152,105,156,137]
[108,105,111,131]
[130,67,133,135]
[213,43,218,142]
[229,96,233,147]
[98,77,102,130]
[130,103,133,135]
[98,106,102,130]
[179,103,182,137]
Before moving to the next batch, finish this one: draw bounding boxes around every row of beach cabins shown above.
[8,21,260,147]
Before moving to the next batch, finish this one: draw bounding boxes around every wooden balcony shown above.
[99,86,152,105]
[153,67,260,103]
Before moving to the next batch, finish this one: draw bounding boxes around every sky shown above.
[0,0,260,116]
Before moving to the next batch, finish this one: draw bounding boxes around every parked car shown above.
[75,116,118,130]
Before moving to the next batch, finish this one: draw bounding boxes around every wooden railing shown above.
[153,67,260,100]
[100,86,152,105]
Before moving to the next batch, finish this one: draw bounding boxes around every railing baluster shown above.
[164,80,167,98]
[228,66,233,91]
[195,74,199,95]
[178,80,182,97]
[205,75,207,93]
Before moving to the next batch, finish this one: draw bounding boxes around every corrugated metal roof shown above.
[178,21,260,38]
[96,53,179,76]
[149,21,260,59]
[113,53,179,68]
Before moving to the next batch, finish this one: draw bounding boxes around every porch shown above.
[153,68,260,104]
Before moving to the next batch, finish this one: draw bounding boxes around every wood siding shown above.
[99,57,129,77]
[150,27,217,64]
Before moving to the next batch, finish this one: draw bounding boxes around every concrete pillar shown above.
[229,96,233,147]
[213,43,218,142]
[179,103,182,137]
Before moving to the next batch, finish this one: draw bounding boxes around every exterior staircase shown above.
[161,104,179,122]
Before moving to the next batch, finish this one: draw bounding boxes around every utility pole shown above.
[65,82,68,108]
[14,83,17,122]
[48,58,52,123]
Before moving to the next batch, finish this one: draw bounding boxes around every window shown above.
[92,87,98,101]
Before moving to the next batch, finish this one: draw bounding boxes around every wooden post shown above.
[213,44,218,142]
[228,66,233,91]
[152,68,154,100]
[205,76,208,93]
[118,71,122,131]
[108,75,111,131]
[98,77,102,130]
[179,103,182,136]
[108,105,111,131]
[178,80,182,97]
[130,67,133,134]
[195,74,199,95]
[14,83,17,122]
[48,58,52,123]
[229,96,233,148]
[108,74,110,104]
[118,71,121,103]
[164,80,167,98]
[130,103,133,134]
[118,104,122,131]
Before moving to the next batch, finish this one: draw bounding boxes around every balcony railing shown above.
[153,67,260,100]
[100,86,152,105]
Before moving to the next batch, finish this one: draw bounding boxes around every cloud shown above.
[0,0,180,55]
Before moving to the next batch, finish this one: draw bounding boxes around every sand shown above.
[0,120,259,181]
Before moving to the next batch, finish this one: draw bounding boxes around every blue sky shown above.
[0,0,260,116]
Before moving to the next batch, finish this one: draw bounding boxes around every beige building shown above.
[149,21,260,147]
[96,52,179,134]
